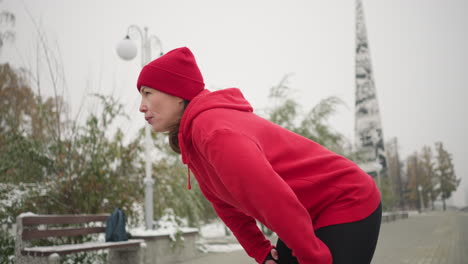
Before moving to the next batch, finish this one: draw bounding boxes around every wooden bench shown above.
[15,214,146,264]
[382,211,409,223]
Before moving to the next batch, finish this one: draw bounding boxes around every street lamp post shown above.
[418,185,424,213]
[375,162,382,190]
[116,25,163,229]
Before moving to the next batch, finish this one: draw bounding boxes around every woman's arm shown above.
[198,182,274,263]
[200,129,332,264]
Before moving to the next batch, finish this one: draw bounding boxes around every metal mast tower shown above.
[355,0,387,182]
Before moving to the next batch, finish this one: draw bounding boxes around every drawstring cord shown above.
[187,166,192,190]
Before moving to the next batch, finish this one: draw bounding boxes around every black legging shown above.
[275,203,382,264]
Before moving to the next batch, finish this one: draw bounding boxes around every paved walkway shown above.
[373,210,468,264]
[177,210,468,264]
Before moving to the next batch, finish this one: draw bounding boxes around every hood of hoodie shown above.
[178,88,253,166]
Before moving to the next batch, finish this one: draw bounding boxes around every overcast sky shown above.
[2,0,467,206]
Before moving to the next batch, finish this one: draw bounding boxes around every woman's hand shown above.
[264,248,279,264]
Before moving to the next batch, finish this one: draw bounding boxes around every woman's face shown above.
[139,86,185,132]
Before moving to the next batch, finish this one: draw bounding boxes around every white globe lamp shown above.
[116,36,137,61]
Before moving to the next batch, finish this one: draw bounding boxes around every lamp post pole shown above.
[375,162,382,190]
[117,25,163,229]
[418,185,424,213]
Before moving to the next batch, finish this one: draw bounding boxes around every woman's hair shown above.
[168,100,190,154]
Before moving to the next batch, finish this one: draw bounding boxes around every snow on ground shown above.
[198,220,245,253]
[203,243,244,253]
[130,226,198,237]
[199,221,230,238]
[128,216,242,253]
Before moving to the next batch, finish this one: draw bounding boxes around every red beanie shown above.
[137,47,205,100]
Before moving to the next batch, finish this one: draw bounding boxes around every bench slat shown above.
[22,227,106,240]
[21,240,144,257]
[22,214,109,225]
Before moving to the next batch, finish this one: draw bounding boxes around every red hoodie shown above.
[178,88,381,264]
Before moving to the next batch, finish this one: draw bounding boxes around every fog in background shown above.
[2,0,467,206]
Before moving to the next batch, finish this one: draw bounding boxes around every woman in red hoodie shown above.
[137,47,381,264]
